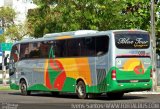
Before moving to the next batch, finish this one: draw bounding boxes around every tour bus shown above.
[9,30,152,99]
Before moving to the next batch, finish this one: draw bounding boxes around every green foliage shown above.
[27,0,127,37]
[0,7,19,42]
[0,35,5,43]
[4,24,28,41]
[156,2,160,38]
[0,7,16,29]
[27,0,159,39]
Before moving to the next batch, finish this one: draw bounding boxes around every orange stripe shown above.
[44,59,49,85]
[75,58,92,85]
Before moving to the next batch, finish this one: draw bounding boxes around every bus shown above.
[9,30,152,99]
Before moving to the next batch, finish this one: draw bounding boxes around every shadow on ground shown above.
[8,91,147,101]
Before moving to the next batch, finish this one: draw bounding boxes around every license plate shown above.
[130,80,138,83]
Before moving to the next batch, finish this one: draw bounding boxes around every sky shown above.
[0,0,4,7]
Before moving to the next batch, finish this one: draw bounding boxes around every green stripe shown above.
[10,83,19,90]
[28,84,50,91]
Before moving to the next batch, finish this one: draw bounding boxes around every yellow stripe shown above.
[56,36,72,40]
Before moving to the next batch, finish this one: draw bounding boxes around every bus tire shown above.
[76,81,87,99]
[20,80,31,96]
[107,92,124,99]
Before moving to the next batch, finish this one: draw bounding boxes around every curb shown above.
[127,91,160,94]
[126,86,160,94]
[0,83,10,86]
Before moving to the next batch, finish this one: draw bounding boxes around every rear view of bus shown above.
[107,30,152,98]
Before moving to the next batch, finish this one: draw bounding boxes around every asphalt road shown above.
[0,91,160,109]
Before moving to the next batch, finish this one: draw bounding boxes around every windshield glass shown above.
[115,32,150,49]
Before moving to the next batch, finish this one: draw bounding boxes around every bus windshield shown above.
[115,32,150,49]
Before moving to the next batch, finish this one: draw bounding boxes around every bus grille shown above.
[96,69,107,92]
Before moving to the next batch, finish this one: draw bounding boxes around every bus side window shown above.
[85,37,96,56]
[55,40,67,58]
[10,44,19,75]
[29,42,41,58]
[40,41,50,58]
[67,39,80,57]
[11,45,19,62]
[20,43,29,60]
[95,36,109,56]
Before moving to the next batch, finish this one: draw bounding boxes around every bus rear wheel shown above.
[76,81,87,99]
[107,92,124,99]
[20,80,31,96]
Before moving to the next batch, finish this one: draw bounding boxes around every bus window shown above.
[40,41,51,58]
[84,37,96,56]
[20,43,29,60]
[95,36,109,56]
[29,42,41,58]
[10,44,19,62]
[79,36,109,57]
[10,44,19,76]
[67,38,81,57]
[115,32,150,49]
[55,40,67,58]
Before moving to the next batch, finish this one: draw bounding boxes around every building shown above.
[4,0,13,7]
[0,0,37,24]
[12,0,37,24]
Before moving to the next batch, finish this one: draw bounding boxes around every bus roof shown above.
[13,30,99,44]
[43,30,98,38]
[102,29,148,33]
[13,29,148,45]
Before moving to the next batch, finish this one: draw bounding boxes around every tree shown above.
[0,7,16,29]
[27,0,160,39]
[122,0,151,30]
[4,24,29,41]
[27,0,127,37]
[0,7,16,42]
[27,0,57,38]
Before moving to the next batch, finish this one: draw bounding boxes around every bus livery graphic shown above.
[123,58,145,74]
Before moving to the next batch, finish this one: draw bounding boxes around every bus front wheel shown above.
[76,81,87,99]
[20,80,31,96]
[107,92,124,99]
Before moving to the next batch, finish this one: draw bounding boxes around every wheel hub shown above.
[78,86,84,96]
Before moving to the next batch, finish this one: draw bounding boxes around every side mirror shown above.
[9,62,13,69]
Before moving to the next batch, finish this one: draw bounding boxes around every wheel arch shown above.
[19,76,29,87]
[76,78,86,85]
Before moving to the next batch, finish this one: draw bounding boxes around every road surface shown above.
[0,91,160,109]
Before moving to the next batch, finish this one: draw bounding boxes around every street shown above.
[0,91,160,109]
